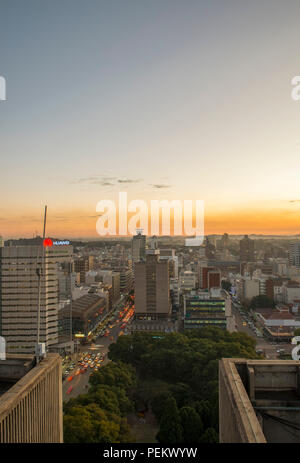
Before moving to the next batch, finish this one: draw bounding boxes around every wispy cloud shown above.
[151,184,171,189]
[117,178,141,184]
[289,200,300,203]
[70,176,143,186]
[70,176,116,186]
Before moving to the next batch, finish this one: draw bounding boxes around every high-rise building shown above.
[132,231,146,263]
[239,235,255,262]
[289,241,300,267]
[0,237,4,248]
[134,251,171,318]
[220,233,230,249]
[74,255,93,284]
[0,244,73,354]
[57,262,76,299]
[101,271,120,302]
[159,249,178,278]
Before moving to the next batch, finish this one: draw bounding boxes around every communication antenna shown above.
[36,206,47,364]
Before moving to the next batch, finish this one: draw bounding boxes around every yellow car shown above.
[242,322,247,326]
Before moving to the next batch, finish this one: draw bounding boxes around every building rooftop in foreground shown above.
[219,358,300,443]
[0,355,35,397]
[0,353,62,442]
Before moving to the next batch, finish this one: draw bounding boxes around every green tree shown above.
[151,392,172,422]
[156,397,183,444]
[194,400,213,430]
[89,361,136,392]
[63,403,133,443]
[63,406,95,443]
[179,406,203,443]
[199,427,219,443]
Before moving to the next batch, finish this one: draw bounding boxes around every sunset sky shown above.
[0,0,300,238]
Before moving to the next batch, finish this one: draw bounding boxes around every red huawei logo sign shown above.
[43,238,53,247]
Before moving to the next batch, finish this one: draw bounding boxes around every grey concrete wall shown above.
[219,358,266,443]
[0,353,62,443]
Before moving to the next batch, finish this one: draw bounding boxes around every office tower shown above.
[0,237,3,248]
[198,259,209,288]
[134,251,171,317]
[239,235,255,262]
[183,288,230,330]
[74,255,93,284]
[0,353,62,442]
[159,248,178,278]
[149,235,158,250]
[132,231,146,263]
[119,268,133,294]
[220,233,230,249]
[289,241,300,267]
[57,262,76,299]
[0,244,73,354]
[102,271,120,302]
[204,236,216,259]
[179,270,197,291]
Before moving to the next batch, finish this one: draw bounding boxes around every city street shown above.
[62,300,132,401]
[232,304,292,359]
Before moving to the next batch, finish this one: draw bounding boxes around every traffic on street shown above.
[231,299,292,359]
[62,294,135,401]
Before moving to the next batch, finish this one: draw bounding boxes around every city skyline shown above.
[1,0,300,237]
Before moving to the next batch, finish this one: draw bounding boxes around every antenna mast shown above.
[36,205,47,364]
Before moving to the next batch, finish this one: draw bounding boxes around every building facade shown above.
[134,251,171,318]
[0,244,72,354]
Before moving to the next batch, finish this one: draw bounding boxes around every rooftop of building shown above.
[219,358,300,443]
[0,355,36,397]
[0,354,61,421]
[60,293,106,316]
[264,312,294,320]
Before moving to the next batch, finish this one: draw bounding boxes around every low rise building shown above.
[58,294,107,340]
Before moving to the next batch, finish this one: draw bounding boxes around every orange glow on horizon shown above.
[0,204,299,238]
